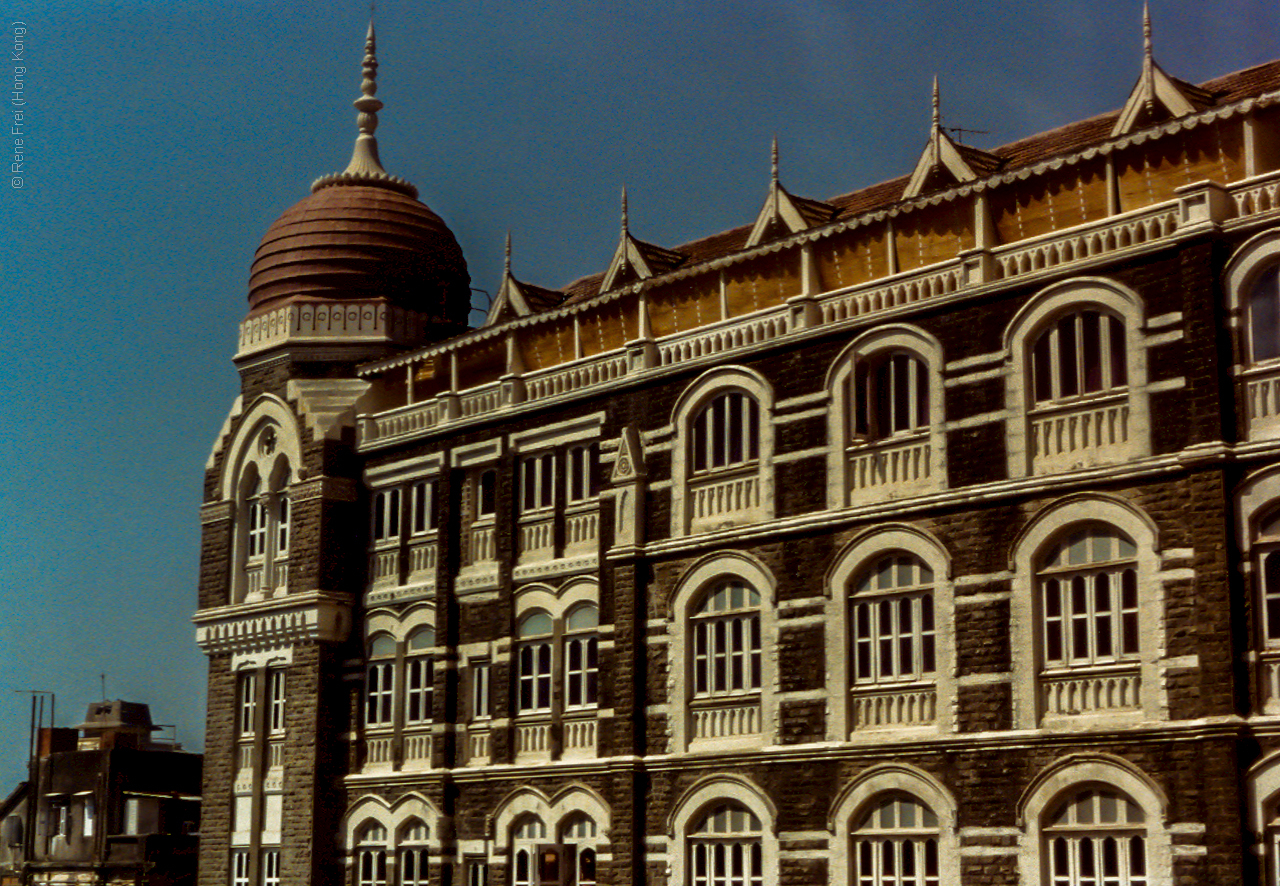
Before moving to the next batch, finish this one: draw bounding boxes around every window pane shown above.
[1253,266,1280,362]
[1059,315,1079,397]
[1109,315,1128,387]
[1034,334,1054,402]
[1081,311,1102,392]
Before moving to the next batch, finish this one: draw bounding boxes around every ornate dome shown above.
[245,24,471,327]
[247,185,471,322]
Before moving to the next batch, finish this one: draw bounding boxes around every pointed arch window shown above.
[511,816,548,886]
[1043,788,1147,886]
[356,823,389,886]
[688,804,763,886]
[559,814,598,886]
[850,794,940,886]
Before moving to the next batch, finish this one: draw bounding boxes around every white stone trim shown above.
[824,524,954,738]
[508,412,606,452]
[342,791,443,851]
[451,438,503,468]
[364,601,436,645]
[365,453,445,487]
[667,774,778,886]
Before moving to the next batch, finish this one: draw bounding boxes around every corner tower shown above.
[193,25,468,886]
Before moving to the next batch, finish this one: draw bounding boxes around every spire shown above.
[504,231,512,277]
[312,22,417,197]
[620,187,629,237]
[770,135,779,188]
[931,75,941,154]
[1143,0,1153,69]
[1109,0,1209,136]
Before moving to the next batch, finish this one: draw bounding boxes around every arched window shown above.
[366,635,396,728]
[356,822,389,886]
[1039,527,1139,670]
[850,794,940,886]
[687,803,763,886]
[849,352,930,440]
[692,583,761,699]
[1250,264,1280,364]
[236,450,292,602]
[1030,311,1128,404]
[517,611,554,714]
[511,816,548,886]
[564,604,599,711]
[559,814,598,886]
[1257,511,1280,648]
[851,554,936,686]
[399,820,429,886]
[691,392,759,474]
[1043,787,1147,886]
[247,477,267,561]
[405,628,435,726]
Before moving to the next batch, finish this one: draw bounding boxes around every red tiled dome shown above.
[247,185,471,324]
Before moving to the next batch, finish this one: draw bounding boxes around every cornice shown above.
[193,591,354,655]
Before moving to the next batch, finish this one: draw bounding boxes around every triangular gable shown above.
[903,129,1001,199]
[1110,60,1212,136]
[746,183,835,248]
[483,273,530,327]
[600,234,685,294]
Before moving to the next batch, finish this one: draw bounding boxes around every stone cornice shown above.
[200,500,234,524]
[193,591,353,656]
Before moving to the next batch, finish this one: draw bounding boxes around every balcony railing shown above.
[690,697,761,742]
[846,434,932,503]
[408,540,437,576]
[515,720,552,759]
[371,548,399,585]
[518,516,555,558]
[1029,394,1131,474]
[403,732,432,768]
[468,523,496,563]
[689,470,761,529]
[364,736,394,770]
[1041,667,1141,716]
[562,715,597,758]
[565,508,599,552]
[850,683,937,730]
[464,726,491,766]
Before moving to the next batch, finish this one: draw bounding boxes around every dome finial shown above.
[312,21,417,197]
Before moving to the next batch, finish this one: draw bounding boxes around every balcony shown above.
[1029,393,1132,474]
[363,735,394,772]
[562,714,597,760]
[850,683,937,730]
[846,433,933,504]
[688,468,762,532]
[514,718,553,762]
[463,725,491,766]
[402,732,433,769]
[689,696,761,746]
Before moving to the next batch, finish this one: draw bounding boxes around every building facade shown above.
[0,701,202,886]
[195,22,1280,886]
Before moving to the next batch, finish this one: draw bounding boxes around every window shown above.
[521,453,555,513]
[564,605,599,710]
[238,672,257,737]
[267,669,285,734]
[51,802,70,839]
[276,497,290,553]
[82,797,94,838]
[405,628,436,725]
[357,823,389,886]
[476,470,497,518]
[366,635,396,728]
[1031,311,1127,404]
[850,352,930,440]
[1044,788,1147,886]
[465,860,488,886]
[511,816,548,886]
[261,850,280,886]
[247,485,267,560]
[692,583,761,697]
[850,794,939,886]
[411,481,438,535]
[1040,527,1139,669]
[1257,512,1280,647]
[470,661,491,720]
[851,555,936,685]
[567,445,597,504]
[517,611,554,713]
[373,489,402,543]
[688,804,763,886]
[1250,264,1280,363]
[691,392,759,473]
[560,815,598,886]
[231,850,250,886]
[400,820,430,886]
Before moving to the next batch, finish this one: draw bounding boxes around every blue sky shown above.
[2,0,1277,785]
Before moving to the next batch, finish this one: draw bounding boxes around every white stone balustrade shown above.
[403,733,432,767]
[359,400,442,446]
[515,721,552,757]
[562,716,597,758]
[565,510,599,551]
[993,206,1178,280]
[273,558,288,592]
[1245,363,1280,440]
[245,563,265,598]
[519,517,555,556]
[525,354,629,401]
[689,472,760,526]
[408,541,437,576]
[820,266,963,324]
[1041,669,1141,716]
[846,435,932,502]
[1029,396,1131,473]
[659,309,790,366]
[850,685,937,729]
[372,549,398,585]
[1231,169,1280,217]
[469,524,495,563]
[364,736,393,769]
[465,728,491,765]
[266,742,283,769]
[460,385,502,417]
[691,699,761,741]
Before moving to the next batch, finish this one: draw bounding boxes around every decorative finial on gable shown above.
[504,230,512,277]
[620,186,629,237]
[931,76,942,154]
[771,135,779,188]
[1143,0,1153,68]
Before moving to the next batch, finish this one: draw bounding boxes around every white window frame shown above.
[668,778,777,886]
[231,850,250,886]
[850,554,937,685]
[238,672,257,737]
[267,668,286,734]
[690,392,760,475]
[410,480,438,535]
[373,489,403,545]
[470,660,491,721]
[261,849,281,886]
[691,583,761,698]
[566,444,597,504]
[517,612,554,715]
[365,636,396,729]
[564,605,599,711]
[521,453,556,514]
[405,657,434,726]
[1030,310,1129,404]
[1038,528,1140,669]
[849,794,941,886]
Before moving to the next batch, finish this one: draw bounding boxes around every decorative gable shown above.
[1110,7,1211,137]
[484,234,564,326]
[599,189,685,293]
[903,78,1000,199]
[745,138,836,248]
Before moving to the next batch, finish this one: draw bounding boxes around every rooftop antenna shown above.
[100,673,107,701]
